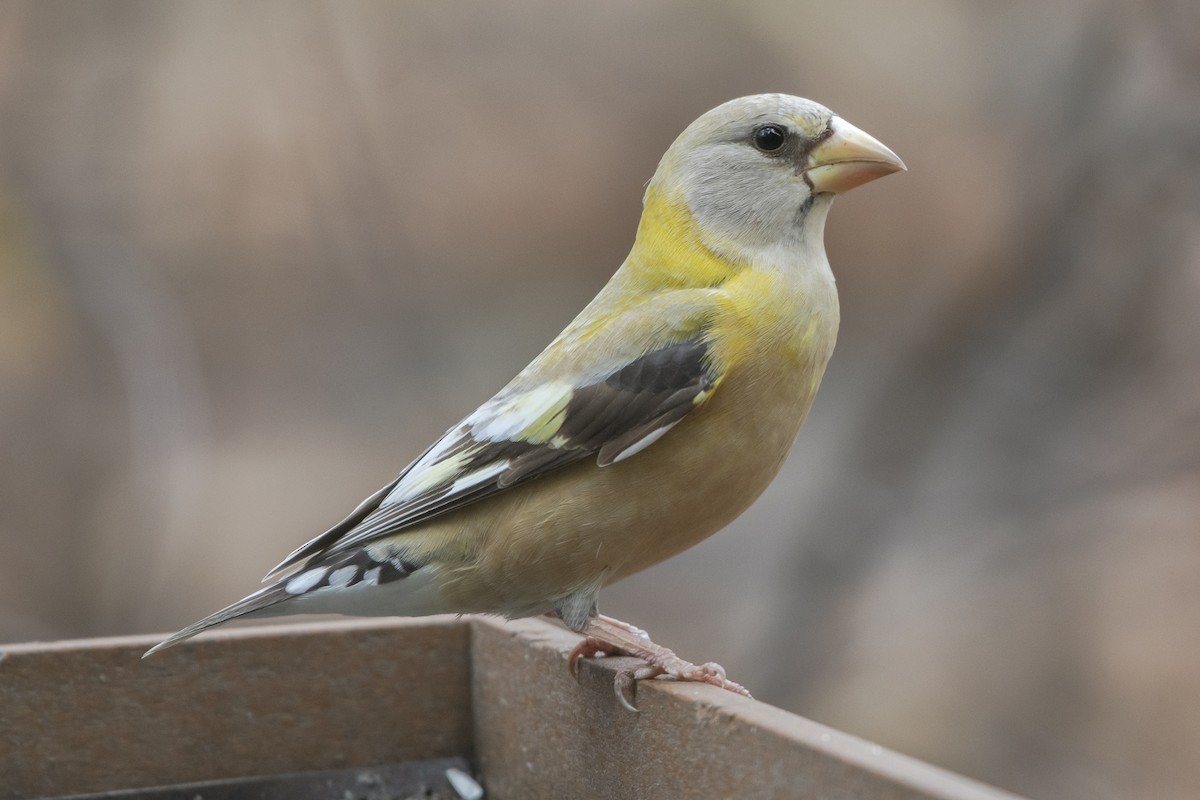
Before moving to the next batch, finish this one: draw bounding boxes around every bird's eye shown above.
[752,125,788,152]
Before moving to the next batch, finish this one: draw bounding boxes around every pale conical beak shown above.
[804,116,906,194]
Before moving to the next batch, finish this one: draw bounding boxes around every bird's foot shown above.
[567,614,751,712]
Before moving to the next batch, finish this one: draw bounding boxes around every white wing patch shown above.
[607,420,681,464]
[448,460,509,494]
[383,382,572,506]
[469,382,571,444]
[384,451,471,505]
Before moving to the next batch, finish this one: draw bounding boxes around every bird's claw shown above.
[567,635,643,712]
[566,615,753,712]
[612,669,641,713]
[567,635,623,679]
[624,652,752,696]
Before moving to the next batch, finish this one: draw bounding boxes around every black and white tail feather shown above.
[143,547,429,656]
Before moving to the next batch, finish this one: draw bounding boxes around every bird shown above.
[145,94,904,709]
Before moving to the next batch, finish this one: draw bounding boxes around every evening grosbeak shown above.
[146,94,904,708]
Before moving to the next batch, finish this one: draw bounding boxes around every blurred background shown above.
[2,1,1198,797]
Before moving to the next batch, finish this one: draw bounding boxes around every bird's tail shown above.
[142,582,289,658]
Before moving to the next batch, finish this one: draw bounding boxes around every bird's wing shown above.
[265,289,725,577]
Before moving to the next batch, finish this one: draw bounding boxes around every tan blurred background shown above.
[3,1,1199,797]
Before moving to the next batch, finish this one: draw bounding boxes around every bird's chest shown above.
[714,267,839,407]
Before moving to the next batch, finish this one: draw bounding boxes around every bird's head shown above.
[647,94,905,260]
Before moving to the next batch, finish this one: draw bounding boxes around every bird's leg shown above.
[566,613,752,711]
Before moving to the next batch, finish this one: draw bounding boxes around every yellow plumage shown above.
[147,94,903,703]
